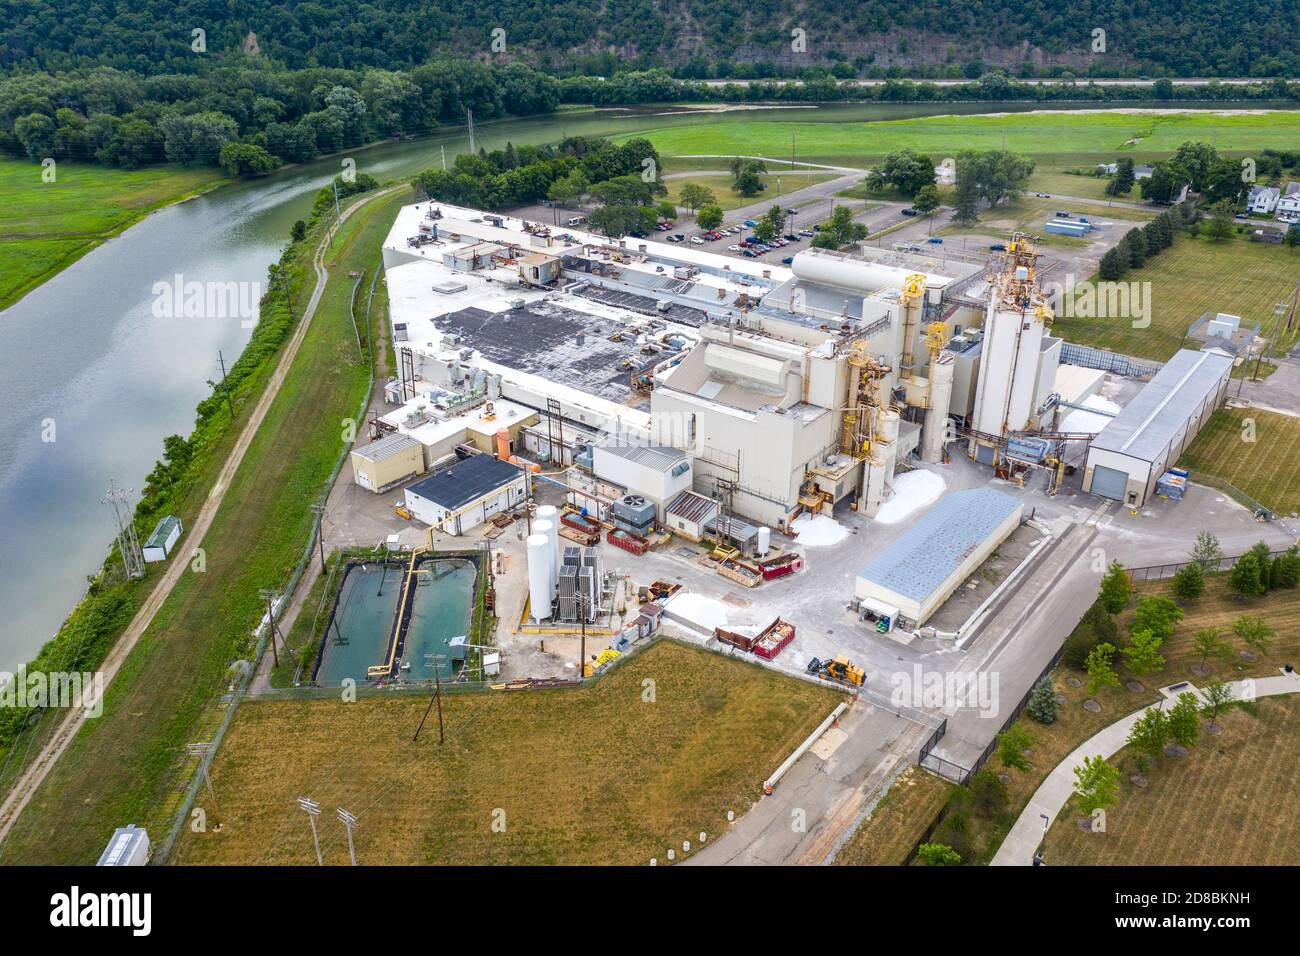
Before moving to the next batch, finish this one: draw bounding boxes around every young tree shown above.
[878,148,937,197]
[1190,531,1223,571]
[677,181,714,214]
[1099,560,1131,614]
[1132,595,1182,641]
[1086,642,1121,695]
[1106,158,1136,196]
[1167,692,1201,749]
[765,204,787,233]
[1201,678,1236,729]
[1171,560,1205,602]
[753,219,776,243]
[1229,550,1267,598]
[1192,627,1232,668]
[912,184,940,215]
[997,724,1034,770]
[969,769,1009,817]
[916,842,962,866]
[1270,546,1300,589]
[1232,615,1273,656]
[696,202,723,231]
[656,200,679,222]
[951,176,980,225]
[1122,629,1166,676]
[1072,755,1121,817]
[1203,201,1234,242]
[1126,705,1170,762]
[732,160,767,197]
[1026,675,1058,724]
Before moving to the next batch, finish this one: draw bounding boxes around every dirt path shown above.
[0,186,401,845]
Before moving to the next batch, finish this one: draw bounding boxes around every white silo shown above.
[921,355,955,463]
[536,505,561,583]
[534,518,557,591]
[756,526,771,557]
[527,534,553,622]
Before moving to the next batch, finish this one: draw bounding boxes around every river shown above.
[0,99,1283,672]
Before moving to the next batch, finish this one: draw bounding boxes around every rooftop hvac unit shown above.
[656,299,672,312]
[510,298,525,309]
[613,494,655,527]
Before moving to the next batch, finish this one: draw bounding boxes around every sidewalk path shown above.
[991,673,1300,866]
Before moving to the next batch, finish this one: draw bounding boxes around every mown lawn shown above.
[1043,694,1300,865]
[0,156,225,309]
[665,172,834,214]
[1179,408,1300,516]
[1052,234,1300,362]
[833,765,954,866]
[0,188,409,865]
[172,640,840,866]
[621,111,1300,168]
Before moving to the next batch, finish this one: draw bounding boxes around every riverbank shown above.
[0,157,227,311]
[0,183,406,862]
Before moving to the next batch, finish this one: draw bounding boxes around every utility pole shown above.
[187,742,219,814]
[258,588,281,667]
[413,653,445,745]
[332,178,341,224]
[103,479,145,579]
[217,350,235,418]
[336,807,359,865]
[310,502,328,575]
[297,796,323,865]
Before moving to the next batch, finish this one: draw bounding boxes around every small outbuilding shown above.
[142,515,183,563]
[855,488,1024,628]
[350,433,426,493]
[1082,348,1233,507]
[403,453,527,535]
[664,490,719,541]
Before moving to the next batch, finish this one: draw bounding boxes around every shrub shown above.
[1026,675,1057,724]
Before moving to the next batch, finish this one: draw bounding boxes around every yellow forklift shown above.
[806,655,866,688]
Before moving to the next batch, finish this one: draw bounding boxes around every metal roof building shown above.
[404,453,527,535]
[1083,348,1233,507]
[855,488,1024,627]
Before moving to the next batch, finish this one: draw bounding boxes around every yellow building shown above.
[349,433,426,493]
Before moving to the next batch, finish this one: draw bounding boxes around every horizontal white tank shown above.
[792,250,915,295]
[526,534,553,622]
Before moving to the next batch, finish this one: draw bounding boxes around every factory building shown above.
[403,454,527,535]
[1082,348,1233,507]
[855,488,1024,628]
[349,433,426,493]
[379,200,1010,532]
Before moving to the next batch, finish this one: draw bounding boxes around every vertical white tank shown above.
[534,519,557,591]
[535,505,560,587]
[921,356,955,463]
[757,526,771,556]
[526,534,553,621]
[878,408,900,445]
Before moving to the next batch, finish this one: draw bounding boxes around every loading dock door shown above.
[1090,464,1130,502]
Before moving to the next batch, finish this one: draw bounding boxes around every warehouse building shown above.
[591,442,693,521]
[403,454,526,535]
[854,488,1024,629]
[1082,348,1233,507]
[349,433,426,493]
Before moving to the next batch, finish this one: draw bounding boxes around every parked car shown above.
[799,229,814,238]
[728,244,741,251]
[784,234,800,241]
[782,256,795,264]
[743,219,757,227]
[1055,211,1071,218]
[742,249,758,257]
[989,243,1006,251]
[901,208,917,216]
[927,237,943,244]
[666,234,684,242]
[1035,193,1050,198]
[690,236,705,244]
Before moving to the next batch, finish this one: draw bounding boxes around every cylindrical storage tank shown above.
[536,505,560,572]
[921,356,955,464]
[495,428,511,460]
[526,534,553,621]
[756,526,771,556]
[534,518,558,591]
[860,456,888,517]
[791,249,917,295]
[878,408,900,446]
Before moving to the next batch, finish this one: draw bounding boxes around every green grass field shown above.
[1052,235,1300,362]
[1027,167,1146,204]
[939,192,1156,249]
[0,188,407,865]
[0,156,225,310]
[172,640,839,865]
[1043,694,1300,865]
[1179,408,1300,514]
[621,111,1300,168]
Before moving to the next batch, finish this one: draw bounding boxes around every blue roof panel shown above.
[858,488,1022,602]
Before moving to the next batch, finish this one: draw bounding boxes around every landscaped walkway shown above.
[991,673,1300,866]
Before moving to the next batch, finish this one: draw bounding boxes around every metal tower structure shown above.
[103,478,145,579]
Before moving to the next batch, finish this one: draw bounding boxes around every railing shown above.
[1059,342,1162,379]
[1125,546,1292,583]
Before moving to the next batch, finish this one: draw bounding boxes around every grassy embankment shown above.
[833,765,955,866]
[1178,407,1300,515]
[911,574,1300,865]
[0,185,411,865]
[1043,694,1299,865]
[173,639,840,865]
[0,156,225,310]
